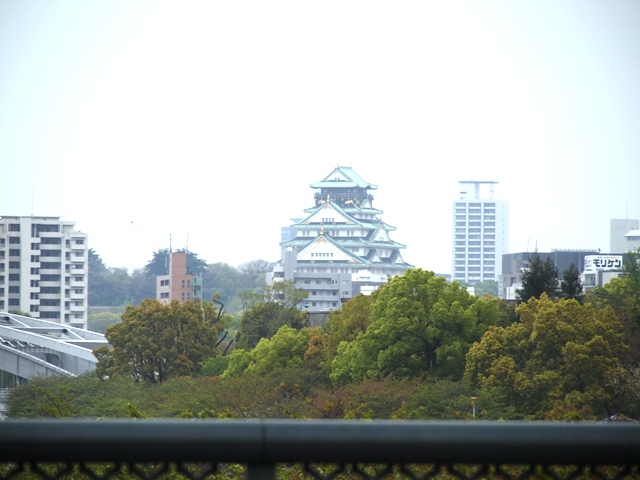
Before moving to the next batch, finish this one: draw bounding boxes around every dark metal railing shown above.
[1,420,639,479]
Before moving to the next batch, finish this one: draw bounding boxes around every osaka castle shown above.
[270,165,412,313]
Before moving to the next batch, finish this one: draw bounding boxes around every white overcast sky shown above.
[1,1,639,274]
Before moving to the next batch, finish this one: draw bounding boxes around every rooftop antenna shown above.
[169,234,172,253]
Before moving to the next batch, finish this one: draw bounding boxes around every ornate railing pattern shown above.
[1,420,639,479]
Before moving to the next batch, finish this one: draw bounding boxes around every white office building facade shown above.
[452,182,508,285]
[0,216,88,329]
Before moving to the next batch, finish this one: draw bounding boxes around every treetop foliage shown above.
[330,269,500,382]
[235,281,309,350]
[94,299,221,383]
[465,294,637,419]
[516,252,559,303]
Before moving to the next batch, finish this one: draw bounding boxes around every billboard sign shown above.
[584,255,623,271]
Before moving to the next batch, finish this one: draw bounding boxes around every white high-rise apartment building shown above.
[452,181,509,286]
[0,216,88,329]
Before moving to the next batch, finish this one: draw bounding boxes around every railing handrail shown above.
[1,419,639,466]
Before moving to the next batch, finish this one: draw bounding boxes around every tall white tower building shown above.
[0,216,88,329]
[452,181,509,286]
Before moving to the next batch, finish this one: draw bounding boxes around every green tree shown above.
[465,294,638,419]
[330,269,500,383]
[201,262,247,309]
[127,267,156,304]
[561,263,583,303]
[88,249,132,306]
[87,311,122,333]
[224,326,323,378]
[323,293,375,367]
[516,252,559,303]
[94,299,220,383]
[590,248,640,368]
[237,259,272,287]
[235,301,308,350]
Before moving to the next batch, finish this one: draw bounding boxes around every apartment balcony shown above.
[37,232,61,239]
[39,281,62,288]
[40,268,62,275]
[38,305,61,313]
[39,294,61,301]
[70,304,85,312]
[69,279,84,288]
[38,244,61,251]
[70,292,85,300]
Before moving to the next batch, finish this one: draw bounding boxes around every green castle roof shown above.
[310,166,378,190]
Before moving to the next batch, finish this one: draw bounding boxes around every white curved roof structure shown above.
[0,312,108,381]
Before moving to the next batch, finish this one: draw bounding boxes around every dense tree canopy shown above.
[224,326,323,378]
[465,294,638,419]
[94,299,221,383]
[237,259,273,287]
[323,293,375,367]
[330,269,500,382]
[516,252,559,303]
[560,263,583,303]
[88,249,132,306]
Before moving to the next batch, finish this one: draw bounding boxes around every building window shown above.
[312,291,316,295]
[8,224,20,232]
[484,222,495,227]
[9,261,20,268]
[9,249,20,257]
[455,222,466,227]
[9,274,19,281]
